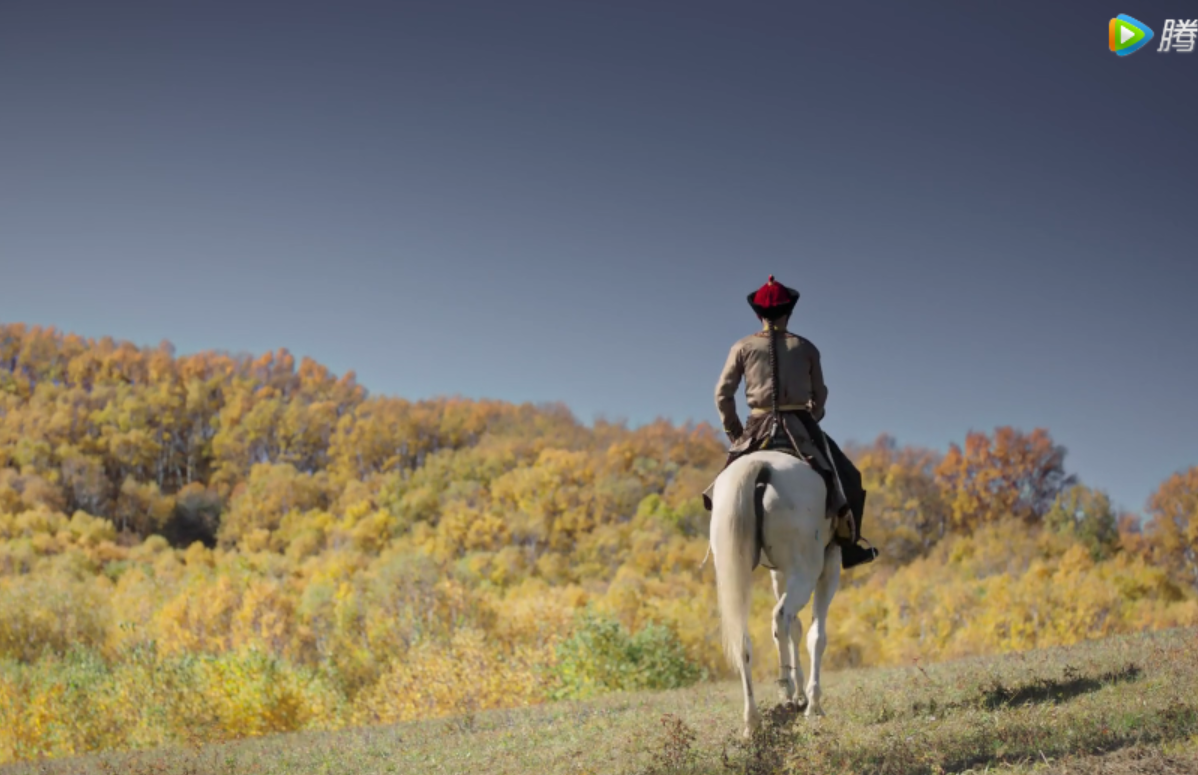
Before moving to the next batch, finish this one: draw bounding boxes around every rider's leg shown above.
[821,437,878,569]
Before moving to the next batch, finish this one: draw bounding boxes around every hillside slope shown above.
[4,627,1195,775]
[2,324,1196,765]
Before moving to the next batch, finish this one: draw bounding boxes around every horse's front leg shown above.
[805,544,841,717]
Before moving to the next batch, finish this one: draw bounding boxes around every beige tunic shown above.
[716,330,827,435]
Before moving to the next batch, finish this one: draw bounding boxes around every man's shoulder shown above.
[732,328,818,343]
[742,330,807,343]
[742,331,821,356]
[728,333,759,350]
[795,335,820,357]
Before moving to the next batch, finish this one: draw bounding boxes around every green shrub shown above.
[550,609,703,699]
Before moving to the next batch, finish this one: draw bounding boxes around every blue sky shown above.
[2,0,1196,515]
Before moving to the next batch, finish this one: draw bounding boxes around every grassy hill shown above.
[4,627,1195,775]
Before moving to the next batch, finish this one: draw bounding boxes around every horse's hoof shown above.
[745,709,762,736]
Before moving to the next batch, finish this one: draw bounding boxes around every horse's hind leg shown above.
[805,544,841,717]
[789,610,807,712]
[739,632,760,738]
[771,569,814,711]
[769,570,796,706]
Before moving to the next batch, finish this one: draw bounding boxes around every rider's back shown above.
[726,331,826,417]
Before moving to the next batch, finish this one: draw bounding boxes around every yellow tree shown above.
[846,435,948,564]
[1143,466,1198,590]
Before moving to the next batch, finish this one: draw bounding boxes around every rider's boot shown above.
[840,540,879,569]
[837,489,879,570]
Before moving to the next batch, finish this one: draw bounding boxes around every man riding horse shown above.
[703,276,878,570]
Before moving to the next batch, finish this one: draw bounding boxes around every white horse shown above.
[709,449,841,738]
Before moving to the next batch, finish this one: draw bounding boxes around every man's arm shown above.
[809,342,828,423]
[715,343,745,442]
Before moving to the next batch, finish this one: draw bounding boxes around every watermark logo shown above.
[1158,19,1197,52]
[1109,14,1153,56]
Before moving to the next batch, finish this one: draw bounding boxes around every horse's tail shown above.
[710,456,768,671]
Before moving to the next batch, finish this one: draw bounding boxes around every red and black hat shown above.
[747,276,799,321]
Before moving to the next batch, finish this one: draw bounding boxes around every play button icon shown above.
[1109,14,1153,56]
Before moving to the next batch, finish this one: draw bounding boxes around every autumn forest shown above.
[0,322,1195,763]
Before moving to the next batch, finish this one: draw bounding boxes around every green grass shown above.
[4,627,1196,775]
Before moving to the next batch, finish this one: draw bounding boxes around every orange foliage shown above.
[934,427,1074,529]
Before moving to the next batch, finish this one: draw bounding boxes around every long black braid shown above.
[767,317,802,454]
[767,319,780,437]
